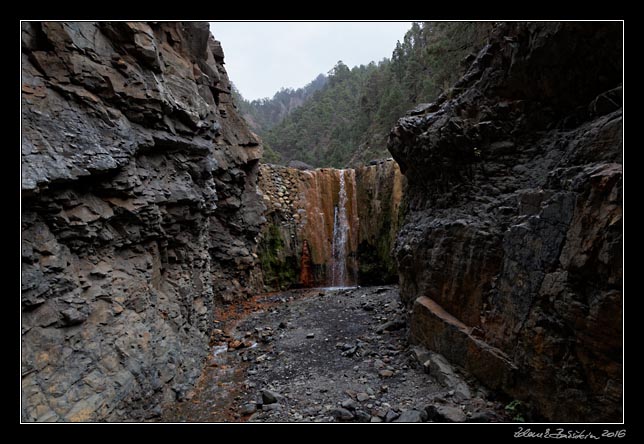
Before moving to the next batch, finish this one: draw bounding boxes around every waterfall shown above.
[331,170,349,287]
[263,164,359,289]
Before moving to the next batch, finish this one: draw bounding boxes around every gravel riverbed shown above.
[163,286,511,423]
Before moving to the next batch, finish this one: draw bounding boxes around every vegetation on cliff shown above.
[235,22,493,168]
[231,75,327,163]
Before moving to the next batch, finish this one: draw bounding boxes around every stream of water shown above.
[331,170,349,287]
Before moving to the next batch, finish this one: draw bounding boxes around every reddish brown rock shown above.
[299,240,314,287]
[410,296,516,391]
[228,340,243,350]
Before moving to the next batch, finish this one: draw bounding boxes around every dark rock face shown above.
[21,22,264,421]
[355,159,405,285]
[388,22,622,422]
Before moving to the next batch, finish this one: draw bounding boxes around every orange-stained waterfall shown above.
[331,170,358,287]
[258,161,402,290]
[331,171,349,286]
[297,168,359,286]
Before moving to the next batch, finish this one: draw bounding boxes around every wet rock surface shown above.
[388,22,622,421]
[257,165,359,289]
[163,286,510,422]
[257,160,404,291]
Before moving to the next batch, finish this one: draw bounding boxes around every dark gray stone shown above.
[466,411,495,422]
[410,345,432,367]
[240,403,257,415]
[261,389,280,405]
[384,409,400,422]
[423,352,471,399]
[330,407,354,422]
[341,398,359,410]
[375,319,405,334]
[394,409,427,423]
[303,406,321,416]
[354,410,371,422]
[425,404,467,423]
[60,308,87,326]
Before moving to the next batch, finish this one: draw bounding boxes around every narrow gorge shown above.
[21,21,623,424]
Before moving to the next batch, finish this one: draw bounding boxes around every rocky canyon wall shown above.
[257,159,404,290]
[21,22,264,421]
[355,159,405,284]
[389,22,622,422]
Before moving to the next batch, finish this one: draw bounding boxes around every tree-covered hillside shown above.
[232,75,327,135]
[236,22,494,168]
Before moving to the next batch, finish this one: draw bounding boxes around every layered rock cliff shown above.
[257,159,403,290]
[355,159,405,284]
[389,22,622,421]
[21,22,264,421]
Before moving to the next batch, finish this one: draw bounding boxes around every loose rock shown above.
[261,390,281,405]
[384,409,400,423]
[356,392,370,402]
[330,407,354,422]
[240,403,257,415]
[341,398,359,411]
[394,409,427,423]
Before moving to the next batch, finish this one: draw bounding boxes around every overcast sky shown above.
[209,22,413,101]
